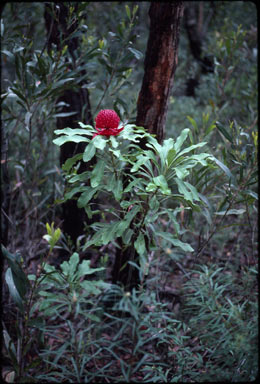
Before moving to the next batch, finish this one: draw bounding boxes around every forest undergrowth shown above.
[1,2,258,382]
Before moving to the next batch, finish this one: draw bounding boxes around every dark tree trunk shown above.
[112,2,184,290]
[44,3,94,248]
[184,2,215,96]
[136,1,184,145]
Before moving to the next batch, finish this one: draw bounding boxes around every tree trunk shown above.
[184,2,215,96]
[136,1,184,144]
[112,2,184,290]
[44,3,94,249]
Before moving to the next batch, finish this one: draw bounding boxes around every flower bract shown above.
[93,109,124,138]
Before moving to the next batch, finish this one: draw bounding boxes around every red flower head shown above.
[93,109,124,138]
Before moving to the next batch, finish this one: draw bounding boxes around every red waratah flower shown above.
[93,109,124,138]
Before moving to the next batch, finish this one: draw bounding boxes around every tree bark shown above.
[136,1,184,144]
[44,3,94,248]
[184,2,215,96]
[112,2,184,290]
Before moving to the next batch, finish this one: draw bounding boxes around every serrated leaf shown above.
[54,127,92,136]
[53,135,89,146]
[61,252,79,278]
[77,261,104,278]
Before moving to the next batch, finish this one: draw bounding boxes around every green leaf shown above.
[174,166,190,179]
[101,221,123,244]
[216,121,233,143]
[174,128,190,153]
[54,228,61,243]
[124,205,140,224]
[62,153,83,172]
[157,232,194,252]
[125,4,131,20]
[113,179,123,201]
[182,181,200,201]
[124,178,141,193]
[83,141,96,162]
[78,260,104,278]
[53,135,89,146]
[5,268,24,312]
[46,222,52,235]
[3,328,17,359]
[61,252,79,278]
[93,135,107,150]
[122,228,134,244]
[146,136,162,155]
[110,135,119,148]
[64,185,87,200]
[134,233,146,256]
[176,142,207,158]
[152,175,171,195]
[128,47,143,60]
[215,208,246,215]
[53,111,77,118]
[149,195,160,210]
[174,178,193,202]
[212,156,234,181]
[68,171,91,183]
[160,138,175,164]
[52,77,75,89]
[10,87,28,104]
[90,159,105,188]
[2,49,14,59]
[167,148,177,167]
[77,186,99,208]
[186,116,198,133]
[54,127,93,136]
[2,246,30,298]
[130,155,148,173]
[146,182,157,193]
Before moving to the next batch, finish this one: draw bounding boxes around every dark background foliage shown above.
[1,2,258,382]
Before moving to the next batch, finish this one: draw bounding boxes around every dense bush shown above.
[1,2,258,382]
